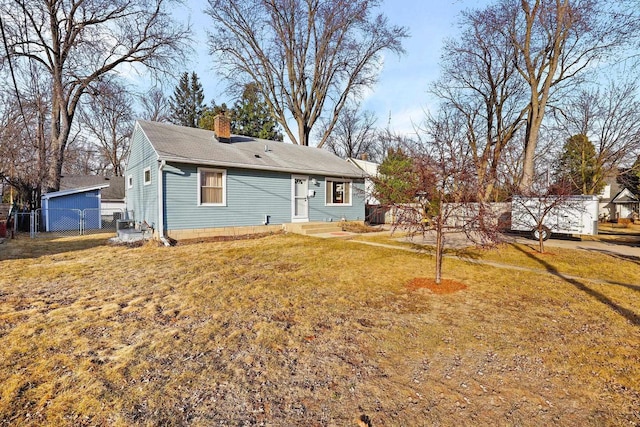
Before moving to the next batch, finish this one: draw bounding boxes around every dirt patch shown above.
[175,231,282,245]
[406,277,467,294]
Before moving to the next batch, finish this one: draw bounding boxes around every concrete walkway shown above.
[309,223,640,258]
[398,230,640,259]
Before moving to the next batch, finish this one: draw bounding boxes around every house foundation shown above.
[166,224,283,241]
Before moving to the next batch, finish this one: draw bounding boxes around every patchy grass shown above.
[0,233,639,426]
[457,242,639,286]
[354,230,639,286]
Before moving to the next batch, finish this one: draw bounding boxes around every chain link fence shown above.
[11,208,130,238]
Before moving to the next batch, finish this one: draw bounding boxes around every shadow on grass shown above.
[601,280,640,292]
[597,235,640,244]
[582,247,640,267]
[597,225,640,237]
[0,233,112,261]
[511,244,640,327]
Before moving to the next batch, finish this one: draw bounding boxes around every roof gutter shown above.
[155,155,366,179]
[157,159,170,246]
[41,184,110,200]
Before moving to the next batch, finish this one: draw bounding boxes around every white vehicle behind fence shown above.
[511,195,599,240]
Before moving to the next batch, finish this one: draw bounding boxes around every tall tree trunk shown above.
[36,101,47,208]
[47,100,71,192]
[296,118,310,146]
[435,198,444,285]
[520,114,539,194]
[48,82,62,192]
[48,136,65,192]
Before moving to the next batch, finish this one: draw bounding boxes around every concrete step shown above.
[116,228,150,242]
[284,221,344,235]
[301,226,343,235]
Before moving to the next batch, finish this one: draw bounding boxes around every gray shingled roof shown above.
[60,175,125,201]
[136,120,365,178]
[612,189,639,204]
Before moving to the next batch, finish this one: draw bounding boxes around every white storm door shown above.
[292,175,309,222]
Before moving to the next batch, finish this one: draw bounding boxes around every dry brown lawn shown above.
[0,232,639,426]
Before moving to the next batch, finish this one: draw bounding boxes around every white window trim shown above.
[197,167,227,206]
[325,178,353,206]
[127,174,133,189]
[143,167,151,186]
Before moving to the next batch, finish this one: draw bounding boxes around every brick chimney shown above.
[214,114,231,143]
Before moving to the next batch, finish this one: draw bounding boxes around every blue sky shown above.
[171,0,491,138]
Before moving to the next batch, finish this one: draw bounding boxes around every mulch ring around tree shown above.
[406,277,467,294]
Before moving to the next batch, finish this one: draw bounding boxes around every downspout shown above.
[42,195,49,232]
[157,159,170,246]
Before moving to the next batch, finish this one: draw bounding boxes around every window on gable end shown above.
[143,167,151,186]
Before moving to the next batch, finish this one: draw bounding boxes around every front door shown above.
[292,175,309,222]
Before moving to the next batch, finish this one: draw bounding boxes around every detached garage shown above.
[41,184,109,232]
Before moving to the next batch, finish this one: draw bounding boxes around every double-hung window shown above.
[326,179,351,205]
[199,168,226,206]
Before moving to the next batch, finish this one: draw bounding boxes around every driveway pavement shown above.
[516,235,640,259]
[402,230,640,259]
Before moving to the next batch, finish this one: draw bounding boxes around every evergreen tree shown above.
[198,83,283,141]
[373,148,420,205]
[169,72,205,127]
[232,83,283,141]
[199,102,231,131]
[557,134,603,195]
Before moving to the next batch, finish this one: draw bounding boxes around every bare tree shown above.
[501,0,636,192]
[374,110,502,284]
[78,79,134,177]
[0,0,190,191]
[373,120,419,164]
[139,87,171,123]
[551,79,640,193]
[432,4,528,202]
[317,102,378,160]
[62,136,101,176]
[205,0,408,147]
[0,59,52,207]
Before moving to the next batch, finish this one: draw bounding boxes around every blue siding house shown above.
[125,117,366,240]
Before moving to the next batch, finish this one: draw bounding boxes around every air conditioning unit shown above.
[116,219,135,231]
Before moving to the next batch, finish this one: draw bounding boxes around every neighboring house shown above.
[598,178,640,222]
[347,157,379,205]
[125,117,366,240]
[347,157,388,224]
